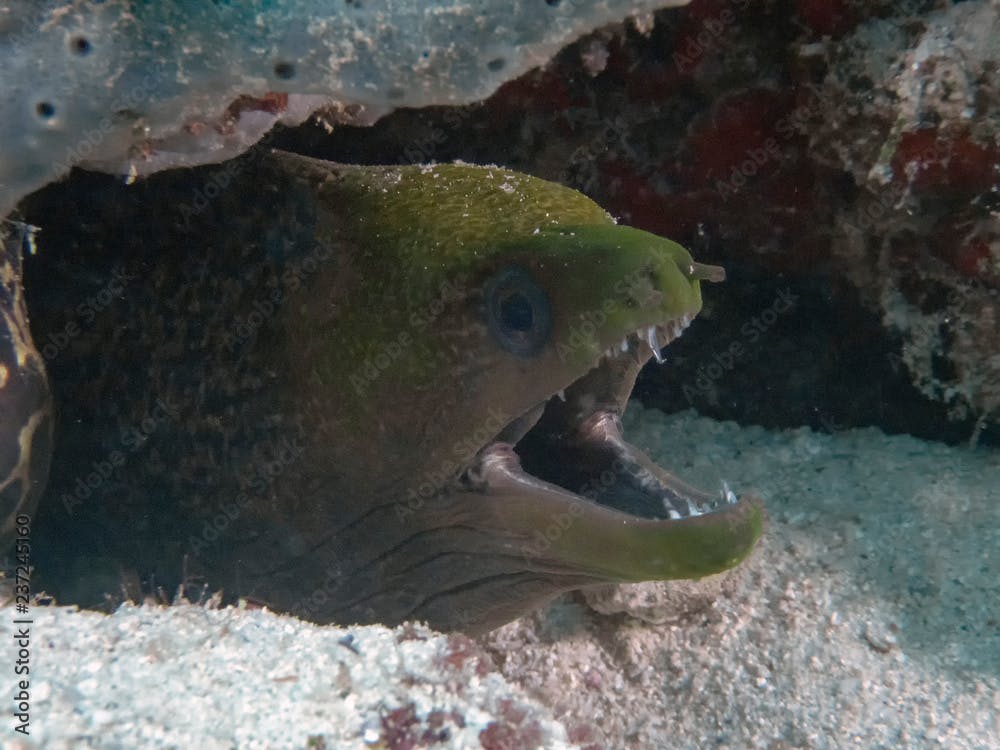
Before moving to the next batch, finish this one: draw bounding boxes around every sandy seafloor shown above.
[2,407,998,749]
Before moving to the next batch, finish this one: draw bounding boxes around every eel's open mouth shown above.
[467,314,749,527]
[446,254,762,593]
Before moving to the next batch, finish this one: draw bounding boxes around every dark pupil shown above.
[500,292,533,332]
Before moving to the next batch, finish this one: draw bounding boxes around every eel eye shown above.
[484,267,552,357]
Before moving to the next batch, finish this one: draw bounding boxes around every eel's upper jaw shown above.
[595,313,695,368]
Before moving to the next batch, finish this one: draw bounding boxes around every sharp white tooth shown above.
[647,326,665,364]
[685,500,701,517]
[721,480,737,505]
[621,337,629,353]
[666,507,682,520]
[556,389,566,402]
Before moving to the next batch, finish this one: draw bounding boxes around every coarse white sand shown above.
[2,407,998,749]
[0,605,574,750]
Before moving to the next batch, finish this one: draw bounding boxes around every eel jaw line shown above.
[468,308,748,524]
[600,314,695,365]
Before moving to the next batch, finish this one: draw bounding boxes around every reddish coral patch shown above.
[479,699,544,750]
[684,90,789,189]
[420,710,466,744]
[488,70,575,114]
[567,721,601,745]
[669,0,742,76]
[381,704,420,750]
[794,0,859,37]
[439,633,494,677]
[930,214,1000,282]
[226,92,289,119]
[599,158,706,238]
[892,130,1000,196]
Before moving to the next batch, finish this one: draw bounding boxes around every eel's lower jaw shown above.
[463,430,762,584]
[498,406,741,523]
[569,410,740,519]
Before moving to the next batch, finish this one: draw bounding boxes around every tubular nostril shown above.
[689,262,726,282]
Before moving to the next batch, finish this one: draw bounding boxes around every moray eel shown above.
[18,151,761,633]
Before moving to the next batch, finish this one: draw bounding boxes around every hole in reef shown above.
[70,36,92,55]
[273,61,296,80]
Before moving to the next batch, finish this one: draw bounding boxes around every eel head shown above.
[264,155,763,633]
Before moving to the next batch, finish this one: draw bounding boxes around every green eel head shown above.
[267,153,763,633]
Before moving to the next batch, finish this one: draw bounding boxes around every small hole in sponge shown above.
[487,57,506,72]
[71,36,92,55]
[35,102,56,119]
[273,61,296,80]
